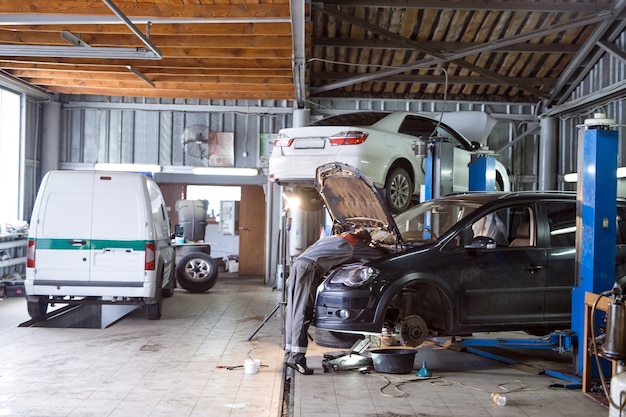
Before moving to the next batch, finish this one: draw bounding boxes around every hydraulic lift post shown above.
[468,151,496,192]
[572,113,618,376]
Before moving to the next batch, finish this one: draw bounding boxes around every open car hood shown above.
[315,162,403,245]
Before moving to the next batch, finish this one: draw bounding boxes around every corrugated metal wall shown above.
[557,30,626,190]
[59,97,294,170]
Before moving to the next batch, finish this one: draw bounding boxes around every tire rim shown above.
[184,258,211,281]
[390,173,410,209]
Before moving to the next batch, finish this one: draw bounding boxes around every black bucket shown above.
[369,348,417,374]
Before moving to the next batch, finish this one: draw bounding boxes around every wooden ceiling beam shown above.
[312,37,580,54]
[0,31,293,49]
[13,69,293,84]
[320,0,613,12]
[0,56,292,69]
[21,77,295,92]
[0,61,294,77]
[0,3,291,19]
[0,22,296,36]
[43,86,295,100]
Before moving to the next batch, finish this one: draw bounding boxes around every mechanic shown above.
[472,212,508,246]
[284,228,385,375]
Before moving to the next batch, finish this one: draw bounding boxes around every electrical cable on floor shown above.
[369,369,538,400]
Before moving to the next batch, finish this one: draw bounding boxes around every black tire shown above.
[27,296,48,320]
[146,296,162,320]
[176,252,219,293]
[314,327,364,349]
[385,167,413,214]
[146,270,163,320]
[162,264,176,298]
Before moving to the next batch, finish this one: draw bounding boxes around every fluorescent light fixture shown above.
[192,167,258,176]
[564,167,626,183]
[563,173,578,183]
[0,45,161,60]
[94,163,162,173]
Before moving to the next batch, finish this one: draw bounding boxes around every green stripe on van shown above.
[34,238,150,251]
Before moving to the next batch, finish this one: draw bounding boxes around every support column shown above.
[41,101,61,177]
[538,115,557,190]
[292,108,310,128]
[572,113,618,375]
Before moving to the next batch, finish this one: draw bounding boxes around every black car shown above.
[313,162,626,346]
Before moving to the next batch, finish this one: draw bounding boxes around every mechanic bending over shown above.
[284,228,386,375]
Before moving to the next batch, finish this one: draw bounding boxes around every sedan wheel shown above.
[385,167,413,214]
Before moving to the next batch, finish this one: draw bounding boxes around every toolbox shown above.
[1,279,26,298]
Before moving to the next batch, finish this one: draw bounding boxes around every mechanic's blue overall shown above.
[284,229,384,375]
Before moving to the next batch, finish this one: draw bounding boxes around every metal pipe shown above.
[102,0,162,59]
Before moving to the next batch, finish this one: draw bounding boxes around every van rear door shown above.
[89,173,146,285]
[33,171,93,284]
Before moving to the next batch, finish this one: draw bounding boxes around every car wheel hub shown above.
[396,314,428,347]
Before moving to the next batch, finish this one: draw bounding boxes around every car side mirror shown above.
[465,236,497,250]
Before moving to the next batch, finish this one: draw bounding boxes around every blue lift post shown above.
[572,114,618,376]
[468,151,496,191]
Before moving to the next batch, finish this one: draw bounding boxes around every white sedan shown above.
[269,111,510,213]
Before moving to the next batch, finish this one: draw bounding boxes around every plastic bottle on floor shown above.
[491,393,507,406]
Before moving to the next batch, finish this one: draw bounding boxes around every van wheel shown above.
[176,252,219,293]
[162,265,176,298]
[27,296,48,320]
[146,293,162,320]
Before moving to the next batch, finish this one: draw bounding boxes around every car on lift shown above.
[268,111,510,213]
[312,162,626,347]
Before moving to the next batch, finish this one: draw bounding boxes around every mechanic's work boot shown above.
[286,353,313,375]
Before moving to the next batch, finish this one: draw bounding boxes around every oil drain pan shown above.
[369,348,417,374]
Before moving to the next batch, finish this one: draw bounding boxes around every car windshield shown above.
[394,199,482,242]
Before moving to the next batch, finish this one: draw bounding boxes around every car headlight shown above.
[329,265,380,287]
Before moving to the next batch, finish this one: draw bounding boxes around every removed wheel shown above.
[176,252,219,293]
[385,167,412,214]
[314,327,364,349]
[27,295,48,320]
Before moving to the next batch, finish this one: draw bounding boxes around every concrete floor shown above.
[0,272,612,417]
[0,273,285,417]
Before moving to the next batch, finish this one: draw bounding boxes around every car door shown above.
[456,204,547,326]
[542,200,577,324]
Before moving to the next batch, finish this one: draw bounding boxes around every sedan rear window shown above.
[310,112,390,126]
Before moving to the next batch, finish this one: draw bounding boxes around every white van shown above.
[25,170,176,320]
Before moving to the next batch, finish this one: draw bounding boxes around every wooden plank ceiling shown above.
[0,0,624,106]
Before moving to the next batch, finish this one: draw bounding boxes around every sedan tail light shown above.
[329,131,369,145]
[273,133,294,147]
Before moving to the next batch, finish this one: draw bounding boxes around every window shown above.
[546,202,576,248]
[0,89,21,225]
[186,185,241,222]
